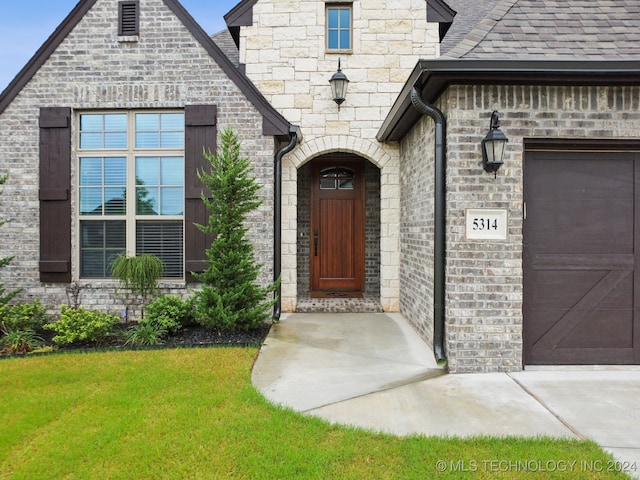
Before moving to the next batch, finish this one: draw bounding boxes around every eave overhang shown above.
[224,0,257,48]
[377,59,640,142]
[426,0,457,41]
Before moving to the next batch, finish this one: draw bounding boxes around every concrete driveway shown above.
[252,312,640,478]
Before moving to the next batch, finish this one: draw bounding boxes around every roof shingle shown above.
[443,0,640,59]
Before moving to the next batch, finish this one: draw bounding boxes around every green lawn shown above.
[0,348,631,479]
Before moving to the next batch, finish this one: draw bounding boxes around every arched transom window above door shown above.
[319,166,355,190]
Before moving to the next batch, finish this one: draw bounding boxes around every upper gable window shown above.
[326,4,352,51]
[119,1,139,37]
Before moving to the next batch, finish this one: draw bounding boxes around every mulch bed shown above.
[2,323,273,358]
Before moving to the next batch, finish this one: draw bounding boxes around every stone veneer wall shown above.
[0,0,275,315]
[400,84,640,373]
[241,0,441,312]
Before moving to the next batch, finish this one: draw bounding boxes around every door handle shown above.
[313,229,319,256]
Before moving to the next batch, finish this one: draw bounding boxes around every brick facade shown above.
[400,84,640,372]
[0,0,276,315]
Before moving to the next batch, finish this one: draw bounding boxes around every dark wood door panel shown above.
[311,157,365,297]
[318,198,356,284]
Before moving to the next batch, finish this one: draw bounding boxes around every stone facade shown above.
[240,0,441,311]
[0,0,276,315]
[400,84,640,373]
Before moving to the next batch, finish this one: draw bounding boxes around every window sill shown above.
[326,49,353,55]
[118,35,139,43]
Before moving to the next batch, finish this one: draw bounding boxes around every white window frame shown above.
[76,110,185,280]
[326,3,353,53]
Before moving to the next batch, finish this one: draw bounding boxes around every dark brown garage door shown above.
[524,148,640,365]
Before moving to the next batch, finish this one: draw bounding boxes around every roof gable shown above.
[0,0,290,137]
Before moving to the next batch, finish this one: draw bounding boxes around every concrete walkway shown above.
[252,312,640,478]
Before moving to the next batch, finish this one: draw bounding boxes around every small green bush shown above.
[125,323,166,346]
[142,295,194,334]
[44,305,119,346]
[0,300,50,331]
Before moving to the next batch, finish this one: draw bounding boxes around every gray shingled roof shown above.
[440,0,500,54]
[211,29,240,68]
[444,0,640,59]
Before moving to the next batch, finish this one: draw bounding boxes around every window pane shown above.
[161,157,184,184]
[340,30,350,49]
[160,131,184,149]
[136,132,159,149]
[328,8,339,27]
[136,157,159,185]
[80,188,103,215]
[80,157,102,186]
[104,157,127,185]
[104,188,126,215]
[339,8,350,27]
[81,220,104,248]
[160,113,184,131]
[137,186,159,215]
[320,178,336,189]
[328,31,338,49]
[136,221,184,278]
[80,220,126,278]
[104,114,127,131]
[105,221,126,248]
[160,187,183,215]
[104,132,127,149]
[80,132,102,149]
[339,179,354,189]
[81,251,105,278]
[136,113,159,131]
[80,115,102,131]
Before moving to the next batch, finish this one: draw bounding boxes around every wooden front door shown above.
[524,149,640,365]
[311,158,365,297]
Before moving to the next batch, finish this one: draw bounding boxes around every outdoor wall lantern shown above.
[329,59,349,109]
[482,110,508,177]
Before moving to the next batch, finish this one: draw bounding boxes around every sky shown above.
[0,0,239,93]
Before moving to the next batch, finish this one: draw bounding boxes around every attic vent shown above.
[119,1,139,36]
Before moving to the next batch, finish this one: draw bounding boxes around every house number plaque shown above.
[465,209,508,240]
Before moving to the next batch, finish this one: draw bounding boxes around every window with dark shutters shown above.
[119,1,139,36]
[184,105,217,283]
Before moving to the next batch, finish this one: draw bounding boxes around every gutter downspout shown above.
[273,126,300,321]
[410,86,447,366]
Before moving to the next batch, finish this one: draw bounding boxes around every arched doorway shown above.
[296,153,381,309]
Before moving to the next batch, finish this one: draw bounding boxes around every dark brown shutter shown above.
[184,105,217,283]
[39,107,72,283]
[119,1,139,36]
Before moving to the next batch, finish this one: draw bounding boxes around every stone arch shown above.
[288,135,392,170]
[280,135,400,314]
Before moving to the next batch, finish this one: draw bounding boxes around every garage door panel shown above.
[527,200,633,254]
[561,310,633,348]
[528,270,610,308]
[530,348,634,365]
[530,156,633,199]
[524,149,640,365]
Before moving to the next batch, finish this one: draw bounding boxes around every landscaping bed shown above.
[1,321,272,358]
